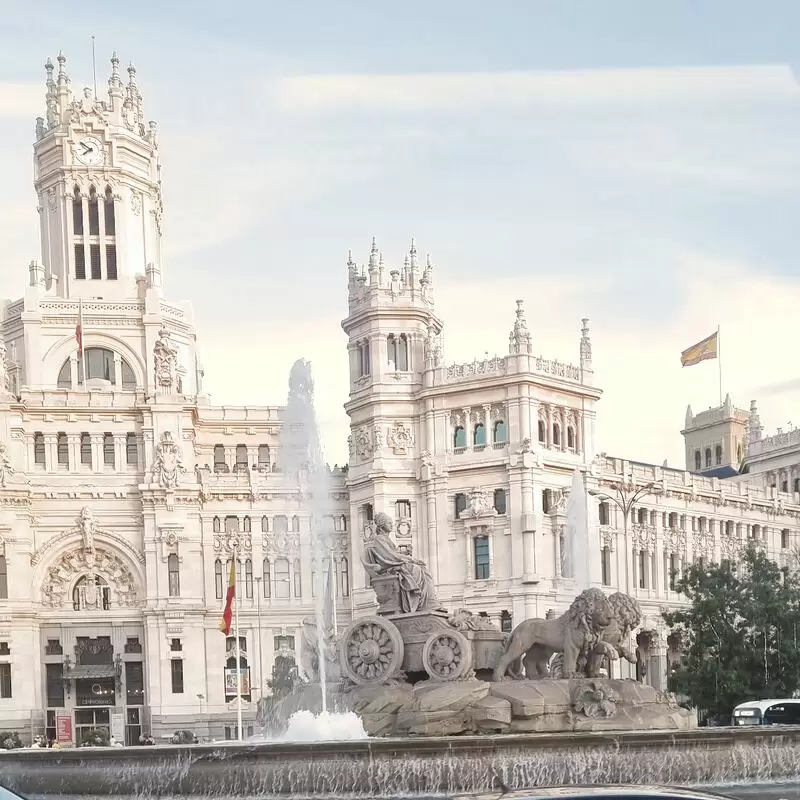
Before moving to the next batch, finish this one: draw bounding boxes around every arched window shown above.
[340,515,348,532]
[357,340,371,377]
[72,574,111,611]
[242,516,251,534]
[244,559,253,599]
[737,443,743,464]
[473,423,486,447]
[88,187,101,279]
[0,555,7,598]
[212,516,221,534]
[493,420,507,444]
[553,424,561,447]
[538,419,546,444]
[59,347,136,389]
[56,433,69,468]
[214,559,223,599]
[72,186,84,235]
[694,450,701,471]
[261,516,269,533]
[73,187,86,280]
[454,492,467,519]
[88,185,100,235]
[167,553,180,597]
[453,426,466,449]
[715,445,722,465]
[704,448,712,468]
[387,334,409,371]
[311,560,318,598]
[493,489,507,514]
[257,445,270,469]
[291,515,300,533]
[293,558,302,597]
[567,426,576,449]
[274,558,290,599]
[262,559,271,598]
[340,556,350,597]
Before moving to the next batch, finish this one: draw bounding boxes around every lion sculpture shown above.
[492,587,614,682]
[532,591,642,679]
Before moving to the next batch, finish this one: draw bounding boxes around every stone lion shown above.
[492,588,614,682]
[543,591,642,679]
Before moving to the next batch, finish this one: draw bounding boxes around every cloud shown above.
[270,65,800,114]
[0,83,41,119]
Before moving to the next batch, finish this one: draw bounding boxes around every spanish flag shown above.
[680,331,718,368]
[219,560,236,635]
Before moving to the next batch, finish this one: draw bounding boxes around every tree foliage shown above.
[663,545,800,722]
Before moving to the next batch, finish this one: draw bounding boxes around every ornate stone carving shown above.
[518,438,534,455]
[214,533,253,554]
[153,431,185,488]
[262,532,300,556]
[373,425,384,453]
[131,191,142,215]
[0,441,14,487]
[153,328,178,394]
[387,422,414,455]
[599,525,617,551]
[420,450,434,468]
[461,488,496,520]
[352,425,373,461]
[719,533,742,561]
[339,615,405,686]
[422,630,473,681]
[362,512,444,614]
[79,507,95,553]
[447,608,499,632]
[631,524,656,554]
[572,681,619,718]
[0,341,10,395]
[665,526,687,557]
[692,529,713,561]
[41,547,138,608]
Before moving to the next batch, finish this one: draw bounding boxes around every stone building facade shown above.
[0,54,349,744]
[1,53,798,743]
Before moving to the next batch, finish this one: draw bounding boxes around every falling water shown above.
[280,360,333,713]
[564,467,590,592]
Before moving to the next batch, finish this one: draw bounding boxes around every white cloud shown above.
[270,65,800,114]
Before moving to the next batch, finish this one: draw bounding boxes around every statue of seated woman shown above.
[362,512,445,614]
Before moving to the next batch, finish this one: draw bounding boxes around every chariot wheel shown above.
[422,629,473,681]
[339,616,405,686]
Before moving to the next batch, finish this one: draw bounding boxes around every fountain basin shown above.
[3,728,800,797]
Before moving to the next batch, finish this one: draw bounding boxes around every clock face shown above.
[74,136,104,166]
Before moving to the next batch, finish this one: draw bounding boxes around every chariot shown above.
[337,575,506,685]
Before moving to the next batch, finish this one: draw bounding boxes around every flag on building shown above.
[219,560,236,635]
[680,331,718,367]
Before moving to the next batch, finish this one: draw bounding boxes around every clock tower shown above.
[34,52,162,300]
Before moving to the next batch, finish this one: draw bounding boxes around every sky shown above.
[1,1,799,468]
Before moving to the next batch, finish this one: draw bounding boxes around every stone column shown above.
[67,433,80,473]
[91,433,104,472]
[114,433,126,472]
[44,433,57,472]
[463,407,471,451]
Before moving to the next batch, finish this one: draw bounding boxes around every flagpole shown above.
[233,546,243,741]
[717,325,722,406]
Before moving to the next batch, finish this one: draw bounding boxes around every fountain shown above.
[267,359,367,741]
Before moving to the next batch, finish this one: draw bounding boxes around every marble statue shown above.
[493,587,614,681]
[0,441,14,487]
[153,328,178,393]
[362,512,444,614]
[152,431,185,488]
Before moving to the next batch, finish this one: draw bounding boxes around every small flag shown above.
[680,331,718,367]
[219,560,236,635]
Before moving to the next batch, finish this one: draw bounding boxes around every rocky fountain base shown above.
[282,677,693,737]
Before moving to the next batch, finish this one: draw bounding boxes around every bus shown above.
[732,698,800,726]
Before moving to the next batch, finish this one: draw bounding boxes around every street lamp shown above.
[590,479,662,594]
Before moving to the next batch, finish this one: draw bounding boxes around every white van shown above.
[732,698,800,725]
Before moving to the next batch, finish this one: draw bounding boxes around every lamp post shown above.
[253,576,264,700]
[591,479,661,594]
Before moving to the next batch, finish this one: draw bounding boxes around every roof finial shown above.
[409,237,418,269]
[368,236,378,269]
[109,51,121,87]
[56,51,68,85]
[127,61,137,86]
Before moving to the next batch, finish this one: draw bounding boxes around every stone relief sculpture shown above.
[362,512,445,614]
[79,507,95,554]
[153,431,185,488]
[153,327,178,393]
[492,588,614,681]
[0,441,14,487]
[0,341,10,394]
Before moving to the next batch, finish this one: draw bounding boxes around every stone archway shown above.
[41,546,139,609]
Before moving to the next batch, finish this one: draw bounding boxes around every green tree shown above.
[663,544,800,722]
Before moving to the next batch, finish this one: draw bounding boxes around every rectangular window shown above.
[0,556,7,599]
[80,433,92,466]
[474,536,490,580]
[103,433,115,467]
[0,663,11,698]
[90,244,101,279]
[106,244,118,280]
[88,198,99,235]
[668,553,678,591]
[73,199,84,235]
[601,547,611,586]
[56,433,69,468]
[104,197,116,235]
[170,659,184,694]
[126,433,138,467]
[638,551,648,589]
[45,663,65,707]
[170,639,182,652]
[598,502,610,525]
[34,433,46,466]
[396,500,411,518]
[74,245,86,280]
[542,489,550,514]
